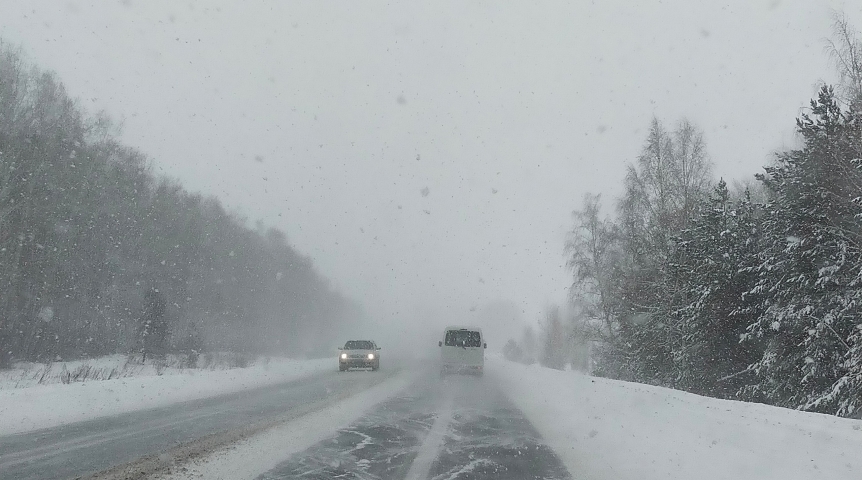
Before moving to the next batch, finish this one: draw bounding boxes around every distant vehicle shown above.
[338,340,381,371]
[439,326,486,376]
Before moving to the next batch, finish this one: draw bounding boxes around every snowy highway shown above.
[2,359,860,480]
[3,3,862,480]
[257,372,570,480]
[0,363,571,480]
[0,367,394,479]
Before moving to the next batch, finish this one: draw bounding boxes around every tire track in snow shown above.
[257,377,438,479]
[404,390,454,480]
[427,377,572,480]
[254,370,572,480]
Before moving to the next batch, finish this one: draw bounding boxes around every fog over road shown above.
[0,363,570,480]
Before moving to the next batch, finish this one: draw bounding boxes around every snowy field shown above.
[0,355,332,435]
[492,358,862,480]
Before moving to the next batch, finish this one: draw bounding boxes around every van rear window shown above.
[444,330,481,347]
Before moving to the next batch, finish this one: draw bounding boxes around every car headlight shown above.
[367,353,374,360]
[340,353,347,359]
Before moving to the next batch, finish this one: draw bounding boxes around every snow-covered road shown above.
[0,367,398,480]
[0,359,574,479]
[3,357,859,479]
[251,372,570,480]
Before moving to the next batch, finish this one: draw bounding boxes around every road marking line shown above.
[404,390,454,480]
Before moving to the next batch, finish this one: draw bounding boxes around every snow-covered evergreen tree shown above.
[745,86,862,416]
[670,181,764,397]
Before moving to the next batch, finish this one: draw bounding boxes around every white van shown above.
[438,326,486,375]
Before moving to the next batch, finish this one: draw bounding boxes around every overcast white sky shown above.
[1,1,859,342]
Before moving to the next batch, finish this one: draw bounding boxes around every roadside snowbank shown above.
[0,357,332,435]
[0,352,258,389]
[491,359,862,480]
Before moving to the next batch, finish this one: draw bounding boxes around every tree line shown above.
[0,42,363,367]
[561,18,862,417]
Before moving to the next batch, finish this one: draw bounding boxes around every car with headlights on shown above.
[338,340,380,371]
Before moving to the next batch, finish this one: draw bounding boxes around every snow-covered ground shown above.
[7,355,861,479]
[0,356,332,435]
[0,352,260,389]
[492,358,862,480]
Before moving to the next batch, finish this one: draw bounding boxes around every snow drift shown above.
[492,358,862,480]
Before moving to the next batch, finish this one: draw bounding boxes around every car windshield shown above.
[445,330,481,348]
[344,341,374,350]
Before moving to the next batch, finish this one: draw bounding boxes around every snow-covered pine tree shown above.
[670,180,764,397]
[745,86,862,417]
